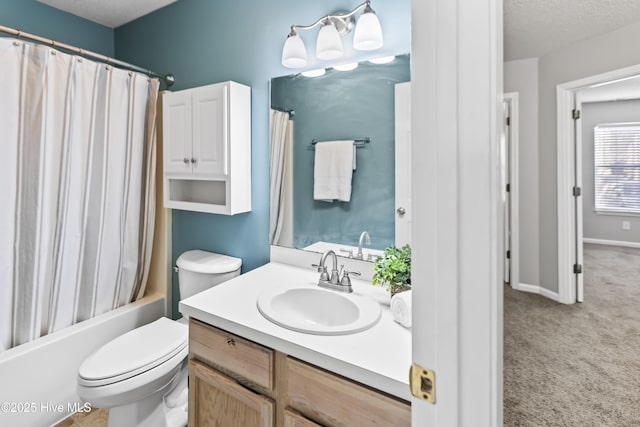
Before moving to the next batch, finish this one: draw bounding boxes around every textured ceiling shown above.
[38,0,179,28]
[505,0,640,61]
[38,1,640,58]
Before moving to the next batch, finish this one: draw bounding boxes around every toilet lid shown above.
[78,317,187,387]
[176,250,242,274]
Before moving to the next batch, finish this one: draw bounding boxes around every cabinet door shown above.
[163,90,193,175]
[189,360,274,427]
[284,409,323,427]
[286,358,410,427]
[192,83,228,177]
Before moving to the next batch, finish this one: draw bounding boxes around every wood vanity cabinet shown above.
[188,319,411,427]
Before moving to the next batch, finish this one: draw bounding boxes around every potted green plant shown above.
[372,244,411,296]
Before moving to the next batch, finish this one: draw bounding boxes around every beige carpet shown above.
[504,243,640,426]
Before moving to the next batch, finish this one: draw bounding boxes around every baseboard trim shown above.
[583,238,640,249]
[512,283,562,303]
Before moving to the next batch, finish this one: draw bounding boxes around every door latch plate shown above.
[410,364,436,403]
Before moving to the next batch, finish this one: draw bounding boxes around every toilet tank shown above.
[176,250,242,300]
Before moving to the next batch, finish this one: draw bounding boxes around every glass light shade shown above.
[316,23,343,60]
[369,55,395,64]
[301,68,326,77]
[282,33,308,68]
[353,12,383,51]
[334,62,358,71]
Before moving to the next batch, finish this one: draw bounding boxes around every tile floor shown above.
[54,408,107,427]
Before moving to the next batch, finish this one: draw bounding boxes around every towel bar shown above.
[309,137,370,149]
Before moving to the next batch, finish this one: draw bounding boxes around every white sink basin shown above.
[257,287,381,335]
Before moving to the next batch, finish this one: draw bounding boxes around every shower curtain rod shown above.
[0,24,175,87]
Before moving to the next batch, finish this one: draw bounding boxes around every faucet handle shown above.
[339,248,354,258]
[339,269,359,291]
[311,263,330,281]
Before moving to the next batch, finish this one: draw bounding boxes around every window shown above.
[594,123,640,213]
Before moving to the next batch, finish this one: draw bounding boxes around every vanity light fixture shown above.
[281,0,384,69]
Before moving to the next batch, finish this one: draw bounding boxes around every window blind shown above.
[594,123,640,213]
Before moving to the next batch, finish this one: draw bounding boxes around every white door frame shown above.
[411,0,502,425]
[503,92,520,291]
[556,63,640,304]
[395,82,412,247]
[575,92,584,302]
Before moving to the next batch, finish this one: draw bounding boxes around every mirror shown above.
[269,54,410,260]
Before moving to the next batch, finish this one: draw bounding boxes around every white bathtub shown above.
[0,295,165,427]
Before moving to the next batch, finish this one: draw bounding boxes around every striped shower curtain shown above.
[269,109,293,246]
[0,37,159,352]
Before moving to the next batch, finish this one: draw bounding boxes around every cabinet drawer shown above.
[285,357,410,427]
[189,319,274,391]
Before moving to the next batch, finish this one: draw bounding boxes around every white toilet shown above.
[77,250,242,427]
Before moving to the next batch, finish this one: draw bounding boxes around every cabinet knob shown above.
[226,337,235,347]
[183,158,189,164]
[190,158,197,164]
[397,207,406,215]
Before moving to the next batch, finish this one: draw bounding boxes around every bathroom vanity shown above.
[180,261,411,427]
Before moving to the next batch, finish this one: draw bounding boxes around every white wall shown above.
[537,20,640,292]
[582,99,640,244]
[504,58,539,286]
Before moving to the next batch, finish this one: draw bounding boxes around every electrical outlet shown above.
[622,221,631,231]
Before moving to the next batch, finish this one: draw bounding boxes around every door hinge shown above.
[574,264,583,274]
[506,250,511,259]
[506,183,511,193]
[410,364,436,403]
[573,186,582,197]
[572,109,581,120]
[506,116,511,126]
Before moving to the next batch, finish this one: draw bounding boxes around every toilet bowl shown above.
[77,250,242,427]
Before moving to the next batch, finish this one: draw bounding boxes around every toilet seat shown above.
[78,317,187,387]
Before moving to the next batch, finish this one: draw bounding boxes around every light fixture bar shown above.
[290,1,370,33]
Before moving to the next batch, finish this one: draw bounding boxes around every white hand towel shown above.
[390,290,412,328]
[314,140,354,202]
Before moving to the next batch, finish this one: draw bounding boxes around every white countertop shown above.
[179,262,412,401]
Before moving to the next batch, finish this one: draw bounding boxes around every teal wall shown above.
[114,0,411,317]
[271,55,410,250]
[0,0,113,55]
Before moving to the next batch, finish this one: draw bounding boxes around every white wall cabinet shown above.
[162,81,251,215]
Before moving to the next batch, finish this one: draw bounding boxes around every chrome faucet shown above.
[357,231,371,260]
[318,250,340,285]
[312,250,359,293]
